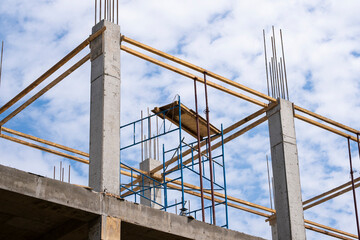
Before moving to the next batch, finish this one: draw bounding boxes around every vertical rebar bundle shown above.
[263,27,289,100]
[95,0,119,25]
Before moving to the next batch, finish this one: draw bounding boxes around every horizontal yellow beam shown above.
[1,127,89,157]
[0,26,105,115]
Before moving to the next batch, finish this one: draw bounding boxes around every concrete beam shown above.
[89,20,121,195]
[0,164,264,240]
[267,99,306,240]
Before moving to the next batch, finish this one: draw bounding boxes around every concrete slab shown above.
[0,164,265,240]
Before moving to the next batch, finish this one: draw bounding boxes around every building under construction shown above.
[0,1,360,239]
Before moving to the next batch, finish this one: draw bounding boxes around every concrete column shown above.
[89,20,121,195]
[267,99,306,240]
[139,158,162,209]
[89,216,121,240]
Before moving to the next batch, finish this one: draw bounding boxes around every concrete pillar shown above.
[139,158,162,209]
[89,216,121,240]
[267,99,306,240]
[89,20,121,195]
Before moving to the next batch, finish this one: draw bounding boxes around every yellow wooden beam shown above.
[0,133,89,164]
[0,54,91,125]
[1,127,89,157]
[0,27,105,115]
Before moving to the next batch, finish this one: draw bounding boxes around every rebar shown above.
[347,137,360,239]
[203,72,216,225]
[263,30,270,97]
[280,29,289,100]
[193,77,205,222]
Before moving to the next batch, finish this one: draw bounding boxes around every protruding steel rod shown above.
[68,165,71,183]
[148,107,151,159]
[279,59,285,98]
[95,0,97,24]
[347,137,360,239]
[117,0,119,24]
[263,30,270,97]
[59,161,62,181]
[280,29,289,100]
[272,26,281,99]
[53,166,55,179]
[268,62,274,98]
[203,72,216,225]
[193,77,205,222]
[141,110,144,162]
[156,116,159,160]
[266,155,273,209]
[99,0,102,21]
[112,0,115,23]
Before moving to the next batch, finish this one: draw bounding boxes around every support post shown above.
[89,20,121,195]
[267,99,306,240]
[139,158,162,209]
[89,216,121,240]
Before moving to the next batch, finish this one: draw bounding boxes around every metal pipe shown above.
[347,137,360,239]
[266,155,273,209]
[272,26,281,99]
[193,77,205,222]
[104,0,106,20]
[279,59,285,98]
[280,29,289,100]
[112,0,115,23]
[157,116,159,160]
[263,30,270,97]
[99,0,102,21]
[117,0,119,24]
[268,62,274,98]
[141,111,143,162]
[203,72,216,225]
[148,107,151,159]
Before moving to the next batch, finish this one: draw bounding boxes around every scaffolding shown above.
[119,96,229,228]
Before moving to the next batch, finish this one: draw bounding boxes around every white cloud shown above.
[0,0,360,239]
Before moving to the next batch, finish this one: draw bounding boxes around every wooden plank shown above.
[0,54,90,125]
[0,134,89,164]
[166,183,271,218]
[152,101,220,139]
[295,114,358,142]
[304,183,360,210]
[121,37,359,141]
[121,45,268,108]
[303,177,360,205]
[305,225,355,240]
[0,27,105,115]
[120,169,355,239]
[150,107,270,175]
[1,127,89,157]
[305,220,358,239]
[295,105,358,135]
[122,36,276,103]
[165,116,268,174]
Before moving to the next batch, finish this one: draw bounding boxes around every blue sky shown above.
[1,0,360,239]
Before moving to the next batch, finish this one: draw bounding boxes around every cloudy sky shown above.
[0,0,360,239]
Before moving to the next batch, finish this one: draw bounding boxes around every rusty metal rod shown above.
[263,30,270,97]
[347,137,360,239]
[203,72,216,225]
[193,77,205,222]
[280,29,289,100]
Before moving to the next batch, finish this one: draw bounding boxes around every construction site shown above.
[0,1,360,239]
